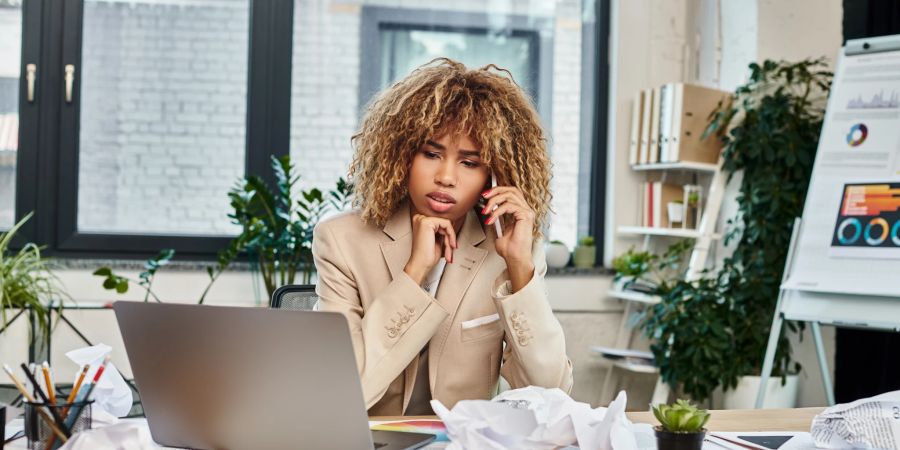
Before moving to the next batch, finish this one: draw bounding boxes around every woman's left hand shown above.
[481,187,535,290]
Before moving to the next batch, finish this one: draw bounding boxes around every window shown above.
[7,0,607,261]
[289,0,600,250]
[75,0,250,236]
[0,0,22,229]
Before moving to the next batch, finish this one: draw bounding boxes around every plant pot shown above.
[667,202,684,226]
[545,242,571,268]
[722,375,799,409]
[573,245,596,269]
[655,427,706,450]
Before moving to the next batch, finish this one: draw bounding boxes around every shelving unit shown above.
[596,157,728,406]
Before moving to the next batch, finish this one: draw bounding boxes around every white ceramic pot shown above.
[545,242,571,268]
[667,202,684,225]
[722,375,799,409]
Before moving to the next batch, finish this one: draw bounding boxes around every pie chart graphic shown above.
[846,123,868,147]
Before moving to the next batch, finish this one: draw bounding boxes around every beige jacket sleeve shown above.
[312,222,449,409]
[493,243,574,393]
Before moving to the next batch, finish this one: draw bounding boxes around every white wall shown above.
[605,0,843,407]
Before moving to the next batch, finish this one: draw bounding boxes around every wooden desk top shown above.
[372,407,824,432]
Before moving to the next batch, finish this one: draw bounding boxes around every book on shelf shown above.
[638,88,652,164]
[628,91,644,166]
[647,85,662,163]
[641,181,685,229]
[631,82,731,166]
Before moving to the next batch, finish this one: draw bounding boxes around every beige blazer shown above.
[312,200,573,415]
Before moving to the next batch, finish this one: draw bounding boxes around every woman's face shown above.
[407,131,490,225]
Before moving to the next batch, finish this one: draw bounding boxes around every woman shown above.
[312,58,573,416]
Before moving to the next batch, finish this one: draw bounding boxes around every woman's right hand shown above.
[404,214,458,285]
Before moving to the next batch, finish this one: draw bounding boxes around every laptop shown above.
[114,302,436,450]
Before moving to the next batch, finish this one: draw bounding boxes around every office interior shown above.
[0,0,899,429]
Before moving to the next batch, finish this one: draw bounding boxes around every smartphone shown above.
[477,173,503,238]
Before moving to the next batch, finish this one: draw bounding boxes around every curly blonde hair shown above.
[349,58,553,238]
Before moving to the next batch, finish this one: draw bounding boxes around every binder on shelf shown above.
[667,83,731,164]
[628,91,644,166]
[647,86,662,163]
[638,89,652,164]
[658,83,675,163]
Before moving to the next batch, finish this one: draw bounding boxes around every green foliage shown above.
[0,213,68,337]
[578,236,595,247]
[612,239,693,292]
[652,400,710,433]
[95,155,352,302]
[641,59,832,401]
[228,155,352,295]
[94,249,175,302]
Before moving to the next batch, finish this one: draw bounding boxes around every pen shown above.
[42,362,56,404]
[19,363,69,436]
[2,364,69,442]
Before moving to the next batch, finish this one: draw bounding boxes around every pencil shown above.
[2,364,69,443]
[20,363,69,436]
[42,362,56,404]
[65,365,90,407]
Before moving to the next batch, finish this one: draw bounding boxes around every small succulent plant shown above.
[652,399,710,433]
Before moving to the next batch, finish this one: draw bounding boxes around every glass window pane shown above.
[290,1,593,248]
[0,1,22,229]
[77,0,249,236]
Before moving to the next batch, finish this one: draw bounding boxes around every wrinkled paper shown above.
[59,421,157,450]
[811,390,900,449]
[65,344,133,418]
[431,386,642,450]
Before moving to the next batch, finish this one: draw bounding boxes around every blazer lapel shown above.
[379,201,413,282]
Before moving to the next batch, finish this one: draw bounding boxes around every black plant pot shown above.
[654,427,706,450]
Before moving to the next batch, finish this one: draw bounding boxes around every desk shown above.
[372,407,825,432]
[5,409,824,448]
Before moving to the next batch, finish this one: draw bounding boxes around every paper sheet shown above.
[810,390,900,449]
[65,344,133,418]
[431,386,640,450]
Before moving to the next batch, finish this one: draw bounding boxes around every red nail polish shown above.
[486,217,494,225]
[481,206,488,214]
[482,190,491,197]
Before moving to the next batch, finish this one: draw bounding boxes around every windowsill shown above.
[54,258,614,277]
[546,266,613,277]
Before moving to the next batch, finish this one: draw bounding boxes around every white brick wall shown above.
[76,0,590,244]
[78,0,248,235]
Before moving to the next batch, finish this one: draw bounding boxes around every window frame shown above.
[8,0,610,264]
[17,0,294,259]
[358,5,554,129]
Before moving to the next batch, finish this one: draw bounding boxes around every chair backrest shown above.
[270,284,319,311]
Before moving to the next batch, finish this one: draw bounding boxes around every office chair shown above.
[270,284,319,311]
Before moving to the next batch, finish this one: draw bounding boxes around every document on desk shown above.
[704,432,814,450]
[810,390,900,449]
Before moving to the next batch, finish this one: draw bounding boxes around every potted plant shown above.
[544,240,570,268]
[652,399,710,450]
[572,236,595,268]
[639,59,831,406]
[0,213,68,354]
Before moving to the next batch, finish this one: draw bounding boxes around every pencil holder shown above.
[23,400,93,450]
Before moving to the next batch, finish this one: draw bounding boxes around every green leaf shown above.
[93,267,112,277]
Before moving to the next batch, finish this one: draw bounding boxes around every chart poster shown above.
[830,183,900,258]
